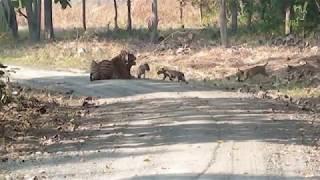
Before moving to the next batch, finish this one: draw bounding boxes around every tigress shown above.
[90,60,114,81]
[90,50,137,81]
[90,60,99,81]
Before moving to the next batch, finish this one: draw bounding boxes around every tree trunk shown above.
[219,0,229,47]
[285,1,291,35]
[82,0,86,31]
[179,1,184,28]
[113,0,118,30]
[151,0,158,43]
[316,0,320,13]
[199,0,203,25]
[37,0,41,37]
[0,3,7,32]
[25,0,41,42]
[241,0,253,30]
[127,0,132,31]
[260,1,266,22]
[2,0,18,38]
[231,0,238,33]
[247,12,252,30]
[25,0,34,38]
[44,0,54,40]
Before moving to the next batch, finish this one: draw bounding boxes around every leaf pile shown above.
[0,83,86,159]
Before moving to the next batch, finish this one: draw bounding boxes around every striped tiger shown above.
[111,50,137,79]
[90,60,99,81]
[90,50,137,81]
[90,60,114,81]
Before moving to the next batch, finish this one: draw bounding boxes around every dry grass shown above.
[1,35,320,108]
[17,0,204,30]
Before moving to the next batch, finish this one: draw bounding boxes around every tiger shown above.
[90,60,114,81]
[110,50,136,79]
[157,67,188,84]
[236,62,268,82]
[89,50,137,81]
[137,63,150,79]
[90,60,100,81]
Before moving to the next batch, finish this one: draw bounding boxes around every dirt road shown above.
[1,66,319,180]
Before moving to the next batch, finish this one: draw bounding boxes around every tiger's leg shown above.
[163,75,167,80]
[179,75,188,84]
[178,75,183,82]
[162,73,168,80]
[169,74,174,81]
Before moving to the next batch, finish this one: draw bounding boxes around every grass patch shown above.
[279,86,320,98]
[1,27,319,103]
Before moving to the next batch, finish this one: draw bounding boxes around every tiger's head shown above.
[120,50,137,67]
[120,50,137,77]
[157,67,166,75]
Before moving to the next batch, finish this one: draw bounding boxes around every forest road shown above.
[2,66,319,180]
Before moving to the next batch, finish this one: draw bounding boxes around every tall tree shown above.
[37,0,41,37]
[199,0,203,25]
[219,0,228,47]
[179,0,185,28]
[25,0,41,42]
[44,0,54,40]
[285,0,291,35]
[0,0,18,38]
[127,0,132,31]
[113,0,118,30]
[240,0,253,30]
[230,0,238,33]
[316,0,320,12]
[82,0,86,31]
[0,4,8,33]
[151,0,158,43]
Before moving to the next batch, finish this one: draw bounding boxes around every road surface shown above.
[1,66,319,180]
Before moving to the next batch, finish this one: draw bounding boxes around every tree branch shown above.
[17,8,28,19]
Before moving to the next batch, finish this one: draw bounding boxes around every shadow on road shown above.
[4,73,318,177]
[17,75,200,98]
[10,96,312,171]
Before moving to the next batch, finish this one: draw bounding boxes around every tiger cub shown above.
[157,67,188,84]
[137,63,150,79]
[236,62,268,81]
